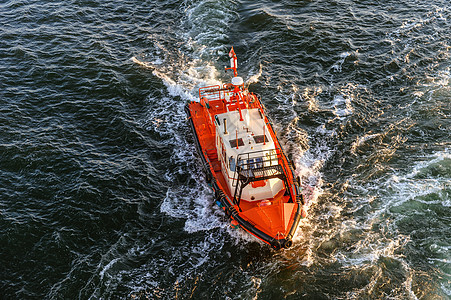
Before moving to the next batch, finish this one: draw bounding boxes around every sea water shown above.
[0,0,449,298]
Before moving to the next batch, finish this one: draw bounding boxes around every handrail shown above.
[232,150,281,185]
[199,84,249,113]
[237,164,284,181]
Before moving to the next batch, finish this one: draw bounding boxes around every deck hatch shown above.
[229,138,244,148]
[253,135,268,144]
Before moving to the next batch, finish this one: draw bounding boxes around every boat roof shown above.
[215,108,275,158]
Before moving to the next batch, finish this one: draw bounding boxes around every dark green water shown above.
[1,0,449,298]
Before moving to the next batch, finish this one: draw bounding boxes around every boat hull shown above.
[185,103,304,249]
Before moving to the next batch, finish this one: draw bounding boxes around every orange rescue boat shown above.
[185,48,306,249]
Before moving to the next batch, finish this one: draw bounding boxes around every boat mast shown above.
[225,47,238,77]
[225,47,245,121]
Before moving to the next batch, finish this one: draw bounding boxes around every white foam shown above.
[333,94,353,118]
[330,52,350,73]
[185,0,237,55]
[246,63,263,86]
[99,258,120,280]
[350,133,381,154]
[386,149,450,208]
[333,149,450,281]
[161,183,226,233]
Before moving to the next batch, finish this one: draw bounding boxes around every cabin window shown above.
[229,138,244,148]
[255,157,263,168]
[248,157,263,169]
[222,144,226,165]
[229,156,236,172]
[253,135,268,144]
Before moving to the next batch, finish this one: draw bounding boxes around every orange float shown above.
[186,48,306,249]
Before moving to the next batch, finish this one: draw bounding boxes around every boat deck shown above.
[188,99,296,223]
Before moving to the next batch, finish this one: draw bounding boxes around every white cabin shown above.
[215,108,284,201]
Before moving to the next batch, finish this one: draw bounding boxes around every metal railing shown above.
[233,150,285,186]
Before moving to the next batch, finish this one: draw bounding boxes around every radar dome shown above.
[231,76,244,86]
